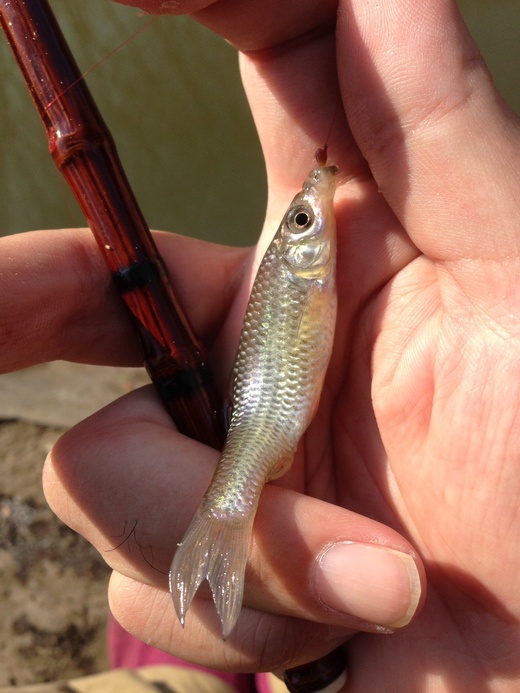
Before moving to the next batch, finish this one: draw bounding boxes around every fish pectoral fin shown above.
[169,508,254,640]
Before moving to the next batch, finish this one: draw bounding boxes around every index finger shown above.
[0,229,246,373]
[115,0,337,52]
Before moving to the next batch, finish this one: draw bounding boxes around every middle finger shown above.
[44,387,423,636]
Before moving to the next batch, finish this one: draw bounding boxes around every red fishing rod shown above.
[0,0,225,450]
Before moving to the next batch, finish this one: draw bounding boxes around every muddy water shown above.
[0,1,518,245]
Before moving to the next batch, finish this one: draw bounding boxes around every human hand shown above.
[31,0,520,688]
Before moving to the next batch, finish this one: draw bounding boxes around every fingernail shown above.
[313,542,421,629]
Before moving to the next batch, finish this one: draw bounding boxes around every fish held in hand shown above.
[169,160,338,639]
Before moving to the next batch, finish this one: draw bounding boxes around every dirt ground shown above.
[0,363,150,688]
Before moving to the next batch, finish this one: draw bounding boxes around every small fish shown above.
[170,156,338,638]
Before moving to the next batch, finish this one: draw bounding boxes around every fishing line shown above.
[45,14,160,109]
[43,11,160,227]
[315,104,341,166]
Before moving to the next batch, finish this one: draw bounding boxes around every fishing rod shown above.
[0,0,225,450]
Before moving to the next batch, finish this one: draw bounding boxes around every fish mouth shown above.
[305,166,338,200]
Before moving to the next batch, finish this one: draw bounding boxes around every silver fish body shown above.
[170,163,338,638]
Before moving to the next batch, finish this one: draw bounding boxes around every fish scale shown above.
[170,162,338,638]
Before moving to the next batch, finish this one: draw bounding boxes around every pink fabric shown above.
[254,673,275,693]
[107,613,256,693]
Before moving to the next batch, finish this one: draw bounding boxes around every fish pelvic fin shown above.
[169,507,254,640]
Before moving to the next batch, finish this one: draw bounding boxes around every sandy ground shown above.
[0,363,150,687]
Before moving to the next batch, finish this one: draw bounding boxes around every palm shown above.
[307,206,520,685]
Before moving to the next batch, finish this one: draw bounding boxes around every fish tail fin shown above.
[169,508,254,639]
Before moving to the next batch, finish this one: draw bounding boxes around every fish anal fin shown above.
[266,452,294,482]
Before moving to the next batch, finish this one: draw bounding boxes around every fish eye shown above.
[287,205,314,233]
